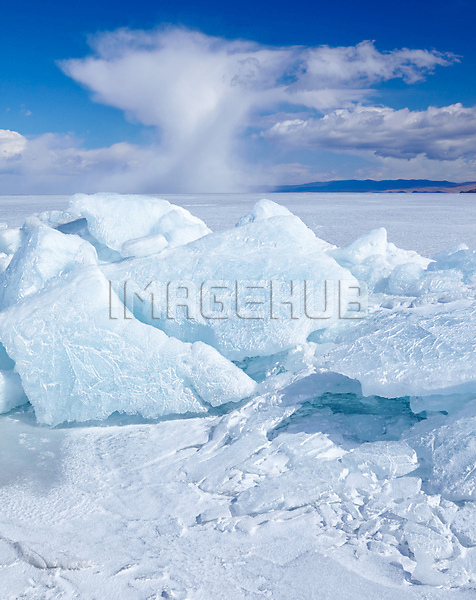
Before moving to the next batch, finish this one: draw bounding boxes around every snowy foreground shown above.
[0,193,475,599]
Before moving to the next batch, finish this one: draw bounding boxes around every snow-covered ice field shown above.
[1,192,476,253]
[0,192,475,599]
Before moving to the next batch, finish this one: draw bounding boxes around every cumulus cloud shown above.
[300,42,454,87]
[1,27,470,192]
[0,133,165,194]
[264,103,476,161]
[0,130,27,159]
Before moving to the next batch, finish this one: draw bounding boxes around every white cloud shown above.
[264,103,476,161]
[0,133,162,194]
[0,130,27,159]
[300,42,455,88]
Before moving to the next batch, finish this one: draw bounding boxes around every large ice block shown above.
[70,193,211,253]
[314,300,476,400]
[235,198,294,227]
[330,228,431,291]
[405,401,476,501]
[0,223,97,310]
[104,208,356,360]
[0,266,256,425]
[428,247,476,285]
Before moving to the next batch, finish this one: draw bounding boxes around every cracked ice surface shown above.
[0,193,475,598]
[1,389,475,598]
[104,209,346,360]
[0,265,255,425]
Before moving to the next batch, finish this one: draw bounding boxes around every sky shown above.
[0,0,475,193]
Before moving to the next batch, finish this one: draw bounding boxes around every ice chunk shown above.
[0,224,97,310]
[236,198,293,226]
[235,199,334,250]
[120,233,168,258]
[431,243,469,260]
[428,248,476,286]
[0,343,26,414]
[405,401,476,501]
[315,301,476,400]
[382,476,422,502]
[343,441,418,479]
[0,266,255,425]
[331,228,389,266]
[404,522,454,562]
[332,228,429,269]
[330,228,431,291]
[0,370,28,414]
[410,391,476,415]
[280,371,363,404]
[451,504,476,546]
[153,208,210,248]
[104,213,355,360]
[70,193,211,252]
[387,262,467,303]
[0,227,26,255]
[426,413,476,501]
[387,263,425,296]
[232,459,347,516]
[56,217,123,264]
[32,209,80,229]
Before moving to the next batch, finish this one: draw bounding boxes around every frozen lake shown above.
[1,192,475,255]
[0,192,475,599]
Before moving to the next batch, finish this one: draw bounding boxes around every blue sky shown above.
[1,0,475,192]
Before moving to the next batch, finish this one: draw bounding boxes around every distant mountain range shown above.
[274,179,476,193]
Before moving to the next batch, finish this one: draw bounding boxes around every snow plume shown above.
[60,28,292,192]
